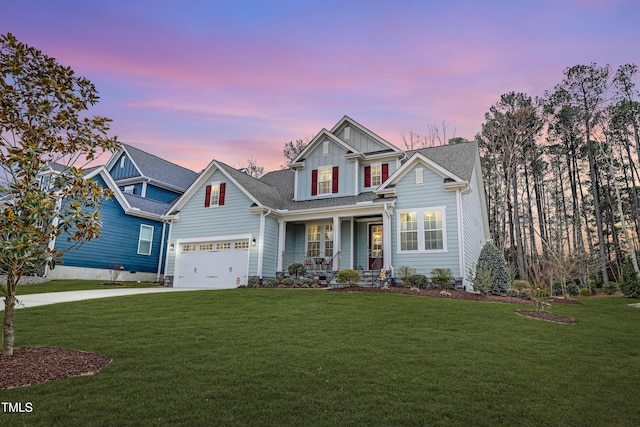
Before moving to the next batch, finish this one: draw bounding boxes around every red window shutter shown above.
[311,169,318,196]
[332,166,339,193]
[204,185,211,207]
[364,166,371,187]
[219,182,226,206]
[382,163,389,183]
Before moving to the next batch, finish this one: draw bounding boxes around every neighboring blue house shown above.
[46,144,199,282]
[164,116,490,290]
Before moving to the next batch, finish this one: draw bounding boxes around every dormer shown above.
[289,116,404,200]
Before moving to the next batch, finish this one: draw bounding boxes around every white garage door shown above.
[174,240,249,288]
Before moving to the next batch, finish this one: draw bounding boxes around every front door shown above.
[369,224,383,270]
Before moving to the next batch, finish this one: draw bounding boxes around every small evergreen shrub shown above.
[397,266,416,280]
[469,264,493,295]
[406,274,429,289]
[579,288,591,297]
[476,241,511,295]
[431,268,453,290]
[264,278,278,288]
[247,277,260,288]
[603,282,618,295]
[300,278,314,287]
[282,277,296,287]
[337,269,361,286]
[620,255,640,298]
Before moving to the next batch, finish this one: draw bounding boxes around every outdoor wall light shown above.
[251,238,257,247]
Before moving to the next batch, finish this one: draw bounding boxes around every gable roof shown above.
[85,167,170,219]
[107,143,199,192]
[289,128,359,167]
[330,115,403,155]
[406,141,478,182]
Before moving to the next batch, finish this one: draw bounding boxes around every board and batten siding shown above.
[165,169,262,277]
[109,153,139,180]
[334,123,388,154]
[57,176,165,273]
[390,164,460,277]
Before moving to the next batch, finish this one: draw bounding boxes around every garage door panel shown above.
[175,240,249,288]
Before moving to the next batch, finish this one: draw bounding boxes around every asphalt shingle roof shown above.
[123,193,174,216]
[123,144,199,191]
[407,141,478,182]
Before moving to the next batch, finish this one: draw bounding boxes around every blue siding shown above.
[390,163,460,277]
[109,153,140,180]
[145,184,181,203]
[56,176,165,273]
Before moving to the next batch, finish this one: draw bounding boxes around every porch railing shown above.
[282,252,340,272]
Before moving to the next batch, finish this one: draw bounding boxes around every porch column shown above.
[277,219,286,272]
[333,216,340,271]
[382,205,392,271]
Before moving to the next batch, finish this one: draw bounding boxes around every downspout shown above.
[457,189,466,289]
[156,220,168,283]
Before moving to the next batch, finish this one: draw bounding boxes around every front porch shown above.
[276,211,391,283]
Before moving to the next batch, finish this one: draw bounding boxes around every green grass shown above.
[1,290,639,426]
[14,279,158,295]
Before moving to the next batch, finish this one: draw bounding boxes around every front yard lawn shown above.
[1,289,638,426]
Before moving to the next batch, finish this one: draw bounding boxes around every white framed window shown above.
[216,242,231,250]
[322,140,329,156]
[306,223,333,258]
[397,207,446,253]
[137,225,154,255]
[209,183,221,206]
[318,167,332,195]
[124,185,135,194]
[343,126,351,140]
[371,164,382,187]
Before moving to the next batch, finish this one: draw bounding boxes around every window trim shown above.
[397,207,447,253]
[317,166,332,195]
[137,224,154,256]
[306,222,334,258]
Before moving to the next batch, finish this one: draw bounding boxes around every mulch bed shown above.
[329,286,578,324]
[516,310,577,324]
[329,286,536,304]
[0,347,112,390]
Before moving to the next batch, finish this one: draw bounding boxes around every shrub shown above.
[566,282,579,296]
[469,264,493,295]
[300,278,314,287]
[431,268,453,290]
[282,277,296,287]
[337,269,361,286]
[620,256,640,298]
[397,266,416,280]
[264,278,278,288]
[476,241,511,295]
[288,263,306,278]
[406,274,429,289]
[247,277,260,288]
[602,282,618,295]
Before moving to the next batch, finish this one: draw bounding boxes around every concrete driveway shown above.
[2,287,203,310]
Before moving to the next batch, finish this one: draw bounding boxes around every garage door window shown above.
[137,225,154,255]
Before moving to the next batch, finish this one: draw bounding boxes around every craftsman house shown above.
[46,144,198,282]
[164,116,490,289]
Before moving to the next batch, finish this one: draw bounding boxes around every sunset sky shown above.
[3,0,640,172]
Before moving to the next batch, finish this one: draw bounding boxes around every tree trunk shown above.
[2,294,16,356]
